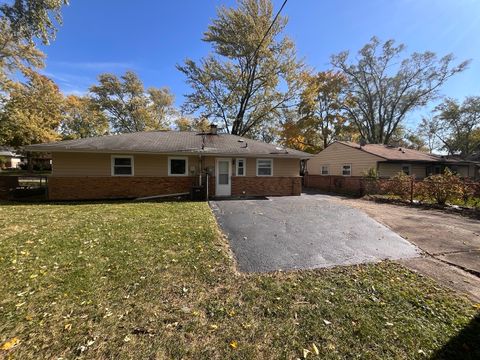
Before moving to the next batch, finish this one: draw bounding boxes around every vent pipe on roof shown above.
[209,124,218,135]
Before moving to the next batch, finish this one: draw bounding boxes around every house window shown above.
[401,164,411,175]
[342,164,351,176]
[111,156,133,176]
[256,159,273,176]
[236,158,246,176]
[168,157,188,176]
[321,165,329,175]
[427,165,442,176]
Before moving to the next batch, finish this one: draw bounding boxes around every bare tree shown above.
[331,37,469,144]
[177,0,303,138]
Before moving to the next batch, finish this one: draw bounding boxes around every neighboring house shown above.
[0,147,22,169]
[25,125,311,200]
[308,141,479,180]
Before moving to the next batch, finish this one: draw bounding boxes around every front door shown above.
[216,158,231,196]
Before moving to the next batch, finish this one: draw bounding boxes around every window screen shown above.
[112,157,132,175]
[257,159,272,176]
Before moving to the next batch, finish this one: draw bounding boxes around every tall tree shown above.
[417,116,442,154]
[429,97,480,156]
[175,116,211,132]
[0,70,63,146]
[0,0,67,89]
[331,37,469,144]
[60,95,109,139]
[90,71,175,133]
[0,19,44,89]
[1,0,67,45]
[296,71,349,150]
[177,0,303,137]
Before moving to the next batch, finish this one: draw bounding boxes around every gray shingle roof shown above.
[24,131,312,158]
[336,141,475,164]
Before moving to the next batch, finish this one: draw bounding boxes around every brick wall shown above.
[47,175,302,200]
[232,176,302,196]
[304,174,365,195]
[48,177,197,200]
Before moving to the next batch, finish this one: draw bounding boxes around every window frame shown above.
[168,156,189,177]
[342,164,352,177]
[256,158,273,177]
[111,155,134,177]
[321,165,329,175]
[236,158,246,176]
[401,164,411,176]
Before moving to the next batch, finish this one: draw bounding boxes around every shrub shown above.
[362,167,379,195]
[415,169,463,206]
[380,172,413,201]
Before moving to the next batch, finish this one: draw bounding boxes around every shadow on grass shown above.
[430,313,480,360]
[0,196,197,206]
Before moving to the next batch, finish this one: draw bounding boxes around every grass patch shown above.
[0,201,478,359]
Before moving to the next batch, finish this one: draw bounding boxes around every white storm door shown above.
[216,158,231,196]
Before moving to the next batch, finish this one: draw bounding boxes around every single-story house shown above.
[25,125,311,200]
[307,141,479,180]
[0,147,22,169]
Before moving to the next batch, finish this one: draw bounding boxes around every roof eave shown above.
[24,147,310,159]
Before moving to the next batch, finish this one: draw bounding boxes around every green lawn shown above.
[0,201,478,359]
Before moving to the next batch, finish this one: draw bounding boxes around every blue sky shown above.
[40,0,480,128]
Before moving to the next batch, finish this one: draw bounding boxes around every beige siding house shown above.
[26,127,311,200]
[308,141,479,179]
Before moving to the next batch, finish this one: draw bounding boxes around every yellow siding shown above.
[456,165,473,178]
[52,153,300,177]
[308,143,382,176]
[52,152,111,176]
[378,163,427,178]
[378,163,474,179]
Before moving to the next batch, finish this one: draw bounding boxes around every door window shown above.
[218,161,229,185]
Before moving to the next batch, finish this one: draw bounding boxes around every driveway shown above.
[210,194,419,272]
[325,195,480,301]
[327,196,480,274]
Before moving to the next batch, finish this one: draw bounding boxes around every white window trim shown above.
[256,158,273,177]
[111,155,134,176]
[342,164,352,177]
[168,156,189,176]
[236,158,246,176]
[401,164,411,175]
[321,165,329,175]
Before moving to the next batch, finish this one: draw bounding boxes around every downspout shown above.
[206,173,209,201]
[199,155,202,186]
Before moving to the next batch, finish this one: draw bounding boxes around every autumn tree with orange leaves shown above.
[280,71,357,153]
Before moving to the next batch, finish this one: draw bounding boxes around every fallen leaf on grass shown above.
[64,323,72,331]
[1,337,20,350]
[312,343,319,355]
[229,340,238,349]
[323,319,331,325]
[302,348,310,358]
